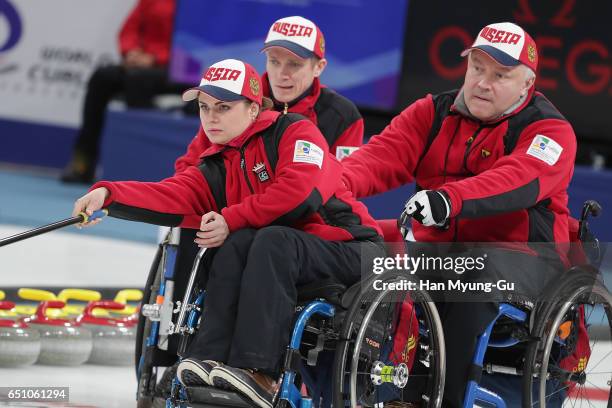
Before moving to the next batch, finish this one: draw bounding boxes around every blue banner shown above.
[170,0,409,109]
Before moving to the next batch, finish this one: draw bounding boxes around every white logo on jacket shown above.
[293,140,324,168]
[336,146,359,161]
[526,134,563,165]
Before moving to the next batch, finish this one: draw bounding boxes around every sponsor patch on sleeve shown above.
[335,146,359,161]
[293,140,324,168]
[526,134,563,165]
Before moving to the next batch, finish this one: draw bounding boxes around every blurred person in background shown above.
[61,0,178,183]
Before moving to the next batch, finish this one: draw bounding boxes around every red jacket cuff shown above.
[221,206,247,232]
[90,181,115,208]
[440,186,462,218]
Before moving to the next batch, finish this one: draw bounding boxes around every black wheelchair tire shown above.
[522,267,612,407]
[135,243,164,372]
[136,243,164,405]
[332,272,445,408]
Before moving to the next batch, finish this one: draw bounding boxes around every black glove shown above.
[401,190,451,227]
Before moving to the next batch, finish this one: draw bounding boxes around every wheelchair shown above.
[458,199,612,407]
[134,201,611,408]
[134,227,445,408]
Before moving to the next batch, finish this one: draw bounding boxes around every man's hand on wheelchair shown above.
[399,190,451,233]
[195,211,230,248]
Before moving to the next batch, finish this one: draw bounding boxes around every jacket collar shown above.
[262,73,321,119]
[200,110,281,157]
[451,85,535,125]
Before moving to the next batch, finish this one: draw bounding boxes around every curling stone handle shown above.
[82,301,126,318]
[18,288,57,301]
[114,289,143,303]
[57,289,101,302]
[36,300,66,320]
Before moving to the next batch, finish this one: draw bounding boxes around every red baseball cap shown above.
[182,59,263,105]
[262,16,325,59]
[461,22,538,72]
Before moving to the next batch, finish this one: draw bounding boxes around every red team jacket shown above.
[119,0,175,66]
[174,76,363,173]
[343,87,577,244]
[93,111,381,242]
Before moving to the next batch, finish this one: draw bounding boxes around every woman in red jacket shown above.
[72,59,383,408]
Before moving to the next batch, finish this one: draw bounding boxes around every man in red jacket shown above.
[61,0,180,183]
[174,15,363,173]
[343,22,576,407]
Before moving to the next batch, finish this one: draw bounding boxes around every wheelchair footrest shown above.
[185,385,256,407]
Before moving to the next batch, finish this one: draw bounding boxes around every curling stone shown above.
[25,301,92,366]
[56,288,101,318]
[77,301,136,366]
[16,288,59,318]
[0,290,18,319]
[111,289,143,317]
[0,300,41,367]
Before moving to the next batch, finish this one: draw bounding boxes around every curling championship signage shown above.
[0,0,135,127]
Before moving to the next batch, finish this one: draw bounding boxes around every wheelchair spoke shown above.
[584,378,609,396]
[539,382,571,406]
[586,308,605,353]
[584,305,594,322]
[568,386,578,408]
[585,348,612,373]
[578,385,596,408]
[572,385,584,408]
[584,393,597,408]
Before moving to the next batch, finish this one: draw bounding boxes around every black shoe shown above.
[154,362,179,398]
[209,366,276,408]
[60,165,95,183]
[177,358,221,387]
[60,153,95,184]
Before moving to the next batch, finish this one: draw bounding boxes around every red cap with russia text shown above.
[262,16,325,59]
[182,59,263,105]
[461,22,538,72]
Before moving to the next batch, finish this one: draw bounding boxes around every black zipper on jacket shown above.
[442,120,461,184]
[462,125,485,171]
[451,125,485,241]
[239,146,255,194]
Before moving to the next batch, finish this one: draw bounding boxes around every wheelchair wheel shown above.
[136,244,163,371]
[332,272,445,408]
[523,269,612,407]
[136,244,164,408]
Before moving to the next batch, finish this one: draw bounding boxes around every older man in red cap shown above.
[342,22,576,407]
